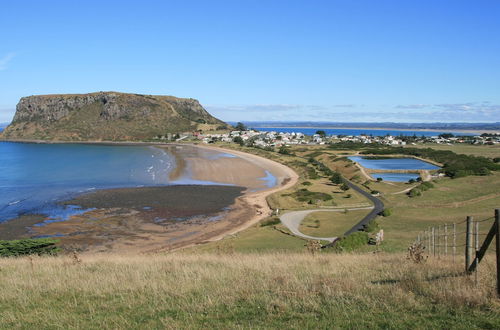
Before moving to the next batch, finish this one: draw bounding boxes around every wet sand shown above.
[5,144,298,253]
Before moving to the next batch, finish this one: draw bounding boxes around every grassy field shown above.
[188,223,307,253]
[1,253,498,329]
[1,143,499,328]
[408,143,500,159]
[200,143,500,255]
[377,172,500,251]
[299,209,371,237]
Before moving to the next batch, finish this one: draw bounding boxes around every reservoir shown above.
[348,156,440,170]
[348,156,440,182]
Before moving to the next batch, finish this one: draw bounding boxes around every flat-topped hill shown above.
[1,92,227,141]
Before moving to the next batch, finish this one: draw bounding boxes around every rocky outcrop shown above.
[2,92,227,141]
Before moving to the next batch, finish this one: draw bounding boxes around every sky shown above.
[1,0,499,123]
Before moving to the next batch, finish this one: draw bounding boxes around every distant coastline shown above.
[253,126,498,134]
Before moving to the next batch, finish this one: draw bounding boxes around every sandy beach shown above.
[7,143,298,253]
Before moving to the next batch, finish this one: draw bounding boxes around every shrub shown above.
[306,167,320,179]
[371,190,380,195]
[419,182,434,191]
[292,189,332,202]
[263,146,274,152]
[380,208,392,217]
[260,217,281,227]
[363,220,380,233]
[332,232,369,252]
[330,172,343,184]
[376,177,383,182]
[0,238,60,257]
[408,188,422,197]
[278,146,292,155]
[340,183,350,191]
[302,181,312,186]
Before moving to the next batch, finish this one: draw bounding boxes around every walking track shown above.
[279,207,375,242]
[279,180,384,241]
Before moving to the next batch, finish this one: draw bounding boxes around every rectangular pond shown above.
[348,156,440,170]
[348,156,441,182]
[370,173,421,182]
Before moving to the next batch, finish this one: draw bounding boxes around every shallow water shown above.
[348,156,440,170]
[370,173,421,182]
[0,142,278,223]
[0,142,177,222]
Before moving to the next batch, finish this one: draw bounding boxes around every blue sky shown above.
[1,0,499,123]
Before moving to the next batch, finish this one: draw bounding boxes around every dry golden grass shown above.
[0,252,499,328]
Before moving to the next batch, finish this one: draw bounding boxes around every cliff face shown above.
[1,92,227,141]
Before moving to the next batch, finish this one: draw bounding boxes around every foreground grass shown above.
[1,253,499,329]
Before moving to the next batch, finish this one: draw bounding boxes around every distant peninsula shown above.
[240,121,500,132]
[0,92,228,141]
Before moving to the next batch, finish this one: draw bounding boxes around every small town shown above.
[193,127,500,147]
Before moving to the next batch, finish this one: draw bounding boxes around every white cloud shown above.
[0,53,16,71]
[395,104,428,109]
[206,101,500,123]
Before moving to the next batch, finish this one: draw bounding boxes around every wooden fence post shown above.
[475,221,479,286]
[437,225,440,258]
[432,227,436,257]
[466,216,473,273]
[495,209,499,297]
[444,224,448,256]
[453,223,456,262]
[428,227,431,255]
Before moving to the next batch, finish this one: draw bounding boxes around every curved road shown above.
[279,180,384,241]
[343,180,384,236]
[279,206,375,242]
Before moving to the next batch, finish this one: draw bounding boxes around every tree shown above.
[278,145,291,155]
[315,130,326,138]
[330,172,343,185]
[340,183,350,191]
[438,133,454,139]
[235,122,247,131]
[233,136,244,146]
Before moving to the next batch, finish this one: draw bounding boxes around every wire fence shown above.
[412,209,500,297]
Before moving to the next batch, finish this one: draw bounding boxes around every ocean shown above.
[0,142,177,222]
[254,127,476,137]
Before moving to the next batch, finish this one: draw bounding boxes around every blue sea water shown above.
[0,142,280,223]
[348,156,440,170]
[0,142,177,222]
[254,127,475,137]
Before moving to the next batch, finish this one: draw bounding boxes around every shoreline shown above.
[1,142,298,253]
[173,144,299,250]
[254,126,499,134]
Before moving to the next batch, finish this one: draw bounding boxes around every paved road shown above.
[279,206,374,242]
[342,180,384,236]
